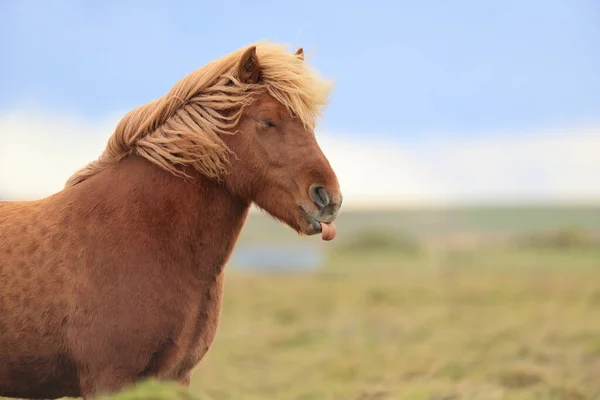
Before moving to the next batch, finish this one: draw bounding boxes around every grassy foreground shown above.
[183,246,600,400]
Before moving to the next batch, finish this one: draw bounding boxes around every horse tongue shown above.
[320,222,336,241]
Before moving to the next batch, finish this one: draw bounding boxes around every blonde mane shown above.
[65,42,333,188]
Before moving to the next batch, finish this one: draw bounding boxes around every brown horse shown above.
[0,42,342,399]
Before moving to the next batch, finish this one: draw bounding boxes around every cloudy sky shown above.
[1,0,599,207]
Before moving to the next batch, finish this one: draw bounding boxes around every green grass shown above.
[182,245,600,400]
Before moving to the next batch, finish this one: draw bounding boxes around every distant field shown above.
[238,205,600,245]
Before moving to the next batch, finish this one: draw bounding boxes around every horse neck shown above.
[69,155,251,275]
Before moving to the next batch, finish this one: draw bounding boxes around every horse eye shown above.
[258,119,277,128]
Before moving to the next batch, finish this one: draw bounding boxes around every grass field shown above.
[5,206,600,399]
[191,207,600,399]
[183,244,600,400]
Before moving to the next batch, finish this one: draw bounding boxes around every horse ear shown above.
[295,47,304,61]
[238,46,261,84]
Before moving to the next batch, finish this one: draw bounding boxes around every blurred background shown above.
[1,1,599,399]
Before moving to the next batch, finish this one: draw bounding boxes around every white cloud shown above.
[0,110,119,199]
[316,128,600,208]
[315,134,449,207]
[407,131,600,204]
[1,109,599,208]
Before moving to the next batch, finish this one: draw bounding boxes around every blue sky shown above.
[1,0,599,141]
[2,0,600,204]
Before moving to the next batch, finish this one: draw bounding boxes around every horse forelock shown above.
[64,41,334,188]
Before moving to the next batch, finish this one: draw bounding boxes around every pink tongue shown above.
[320,222,337,241]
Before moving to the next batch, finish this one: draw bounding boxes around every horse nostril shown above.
[310,185,330,209]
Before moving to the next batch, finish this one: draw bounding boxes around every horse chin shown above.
[303,214,323,236]
[273,212,321,237]
[252,200,324,237]
[297,207,325,236]
[272,209,321,237]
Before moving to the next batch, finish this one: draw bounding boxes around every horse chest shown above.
[168,273,225,379]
